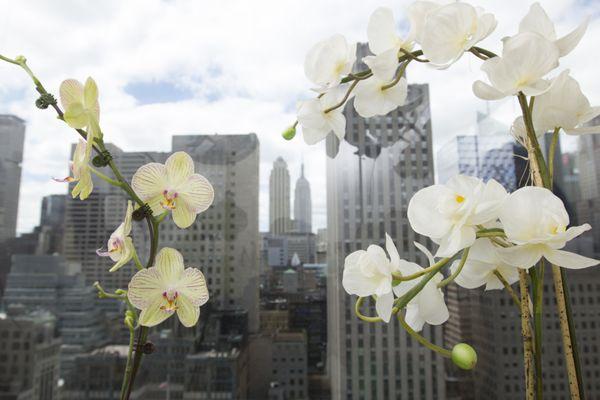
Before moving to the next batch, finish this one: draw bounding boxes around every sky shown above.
[0,0,598,235]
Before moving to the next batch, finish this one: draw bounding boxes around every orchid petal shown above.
[543,248,599,270]
[375,292,395,323]
[155,247,185,283]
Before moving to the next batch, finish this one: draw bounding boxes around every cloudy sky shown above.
[0,0,598,234]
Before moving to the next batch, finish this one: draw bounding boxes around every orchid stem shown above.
[90,167,122,187]
[519,270,535,400]
[392,257,450,282]
[397,312,452,358]
[131,248,144,271]
[493,270,521,309]
[438,247,469,288]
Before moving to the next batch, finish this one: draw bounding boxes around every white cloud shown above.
[0,0,597,234]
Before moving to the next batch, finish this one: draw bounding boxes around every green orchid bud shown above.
[14,55,27,64]
[452,343,477,370]
[282,125,296,141]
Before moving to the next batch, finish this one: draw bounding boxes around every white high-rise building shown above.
[269,157,291,234]
[0,115,25,242]
[293,163,312,233]
[327,44,445,400]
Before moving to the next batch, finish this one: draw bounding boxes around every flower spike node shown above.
[132,203,153,221]
[35,93,57,109]
[14,55,26,65]
[134,341,155,355]
[92,150,113,167]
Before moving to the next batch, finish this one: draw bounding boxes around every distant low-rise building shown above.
[0,306,61,400]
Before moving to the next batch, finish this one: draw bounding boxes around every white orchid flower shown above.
[54,139,94,200]
[518,2,589,58]
[342,234,401,322]
[304,34,356,92]
[498,187,599,269]
[451,238,519,290]
[97,201,135,272]
[408,175,507,258]
[132,152,214,229]
[472,32,559,100]
[531,70,600,135]
[60,77,101,149]
[297,85,347,145]
[353,50,408,118]
[416,2,497,67]
[128,247,209,327]
[367,7,414,56]
[393,241,449,332]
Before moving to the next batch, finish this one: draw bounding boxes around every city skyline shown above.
[1,0,597,237]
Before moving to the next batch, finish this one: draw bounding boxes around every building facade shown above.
[327,44,445,400]
[0,115,25,243]
[0,307,61,400]
[294,163,312,233]
[269,157,291,234]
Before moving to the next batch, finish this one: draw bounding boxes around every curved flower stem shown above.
[392,257,451,282]
[438,247,469,288]
[354,298,453,359]
[475,231,506,239]
[399,48,428,63]
[519,270,535,400]
[323,79,361,114]
[93,281,126,300]
[397,312,452,358]
[355,296,392,323]
[339,50,424,85]
[381,61,411,91]
[90,167,123,187]
[493,270,521,309]
[394,259,449,309]
[131,248,144,271]
[470,46,498,59]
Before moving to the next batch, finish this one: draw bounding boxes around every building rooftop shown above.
[91,345,130,357]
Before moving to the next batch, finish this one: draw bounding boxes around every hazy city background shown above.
[1,1,600,399]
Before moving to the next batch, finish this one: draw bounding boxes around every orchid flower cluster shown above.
[54,78,214,329]
[287,1,598,397]
[0,55,215,399]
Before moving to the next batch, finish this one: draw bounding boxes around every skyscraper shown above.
[294,163,312,233]
[269,157,291,234]
[62,134,260,332]
[327,44,445,400]
[0,115,25,242]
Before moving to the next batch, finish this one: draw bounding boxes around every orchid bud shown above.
[452,343,477,370]
[282,125,296,141]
